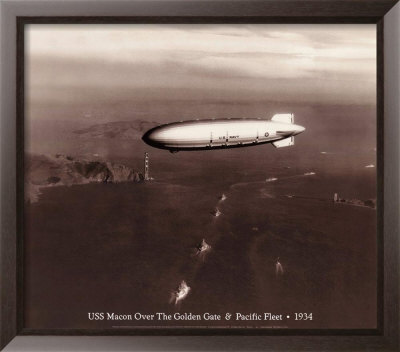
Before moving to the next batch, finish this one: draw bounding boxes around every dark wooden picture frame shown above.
[1,1,399,351]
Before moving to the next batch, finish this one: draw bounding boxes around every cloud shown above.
[26,24,376,110]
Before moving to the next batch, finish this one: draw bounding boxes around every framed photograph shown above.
[1,0,399,351]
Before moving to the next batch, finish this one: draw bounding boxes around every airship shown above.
[142,113,305,153]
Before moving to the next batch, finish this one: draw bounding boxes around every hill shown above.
[25,154,144,203]
[73,120,159,140]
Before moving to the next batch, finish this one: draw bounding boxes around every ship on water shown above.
[266,177,278,182]
[219,193,227,201]
[171,280,191,305]
[196,238,211,254]
[275,257,284,276]
[212,208,222,217]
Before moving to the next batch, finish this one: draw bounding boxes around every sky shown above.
[26,24,376,122]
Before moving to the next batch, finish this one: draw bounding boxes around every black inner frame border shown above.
[16,16,384,337]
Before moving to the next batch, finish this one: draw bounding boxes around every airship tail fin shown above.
[271,113,294,124]
[272,136,294,148]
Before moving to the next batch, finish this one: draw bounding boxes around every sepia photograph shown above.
[23,23,378,330]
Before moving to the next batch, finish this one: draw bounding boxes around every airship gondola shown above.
[142,114,305,153]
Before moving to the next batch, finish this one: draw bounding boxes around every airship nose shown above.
[142,128,159,146]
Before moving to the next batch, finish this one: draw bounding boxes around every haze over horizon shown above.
[26,24,376,124]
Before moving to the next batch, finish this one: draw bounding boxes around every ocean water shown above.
[24,142,377,329]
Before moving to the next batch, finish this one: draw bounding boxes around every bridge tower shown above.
[144,152,150,181]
